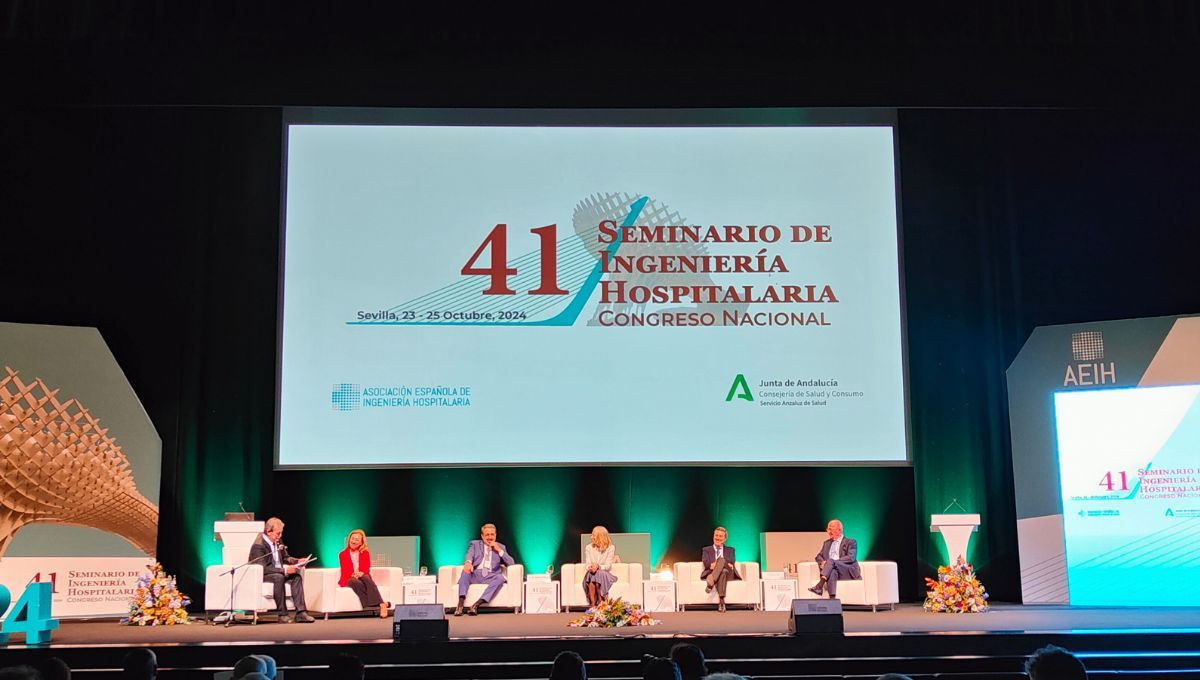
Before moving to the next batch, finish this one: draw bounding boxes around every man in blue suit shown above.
[700,526,740,612]
[808,518,861,598]
[454,523,515,616]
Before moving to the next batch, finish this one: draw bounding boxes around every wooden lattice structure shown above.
[0,366,158,557]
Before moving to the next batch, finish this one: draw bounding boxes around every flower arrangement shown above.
[923,556,989,613]
[121,563,192,626]
[568,596,660,627]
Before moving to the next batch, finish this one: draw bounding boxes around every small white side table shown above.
[642,580,677,613]
[524,580,561,614]
[402,575,437,605]
[761,578,797,611]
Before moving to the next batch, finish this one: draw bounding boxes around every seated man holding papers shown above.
[249,516,316,623]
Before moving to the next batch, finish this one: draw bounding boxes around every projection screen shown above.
[276,109,909,468]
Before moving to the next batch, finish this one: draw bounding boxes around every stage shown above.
[23,603,1200,645]
[6,604,1200,680]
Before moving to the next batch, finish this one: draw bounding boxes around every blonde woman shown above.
[582,525,617,607]
[338,529,389,617]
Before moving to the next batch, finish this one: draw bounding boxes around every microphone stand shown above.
[217,551,274,627]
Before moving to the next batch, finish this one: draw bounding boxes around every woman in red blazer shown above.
[339,529,389,617]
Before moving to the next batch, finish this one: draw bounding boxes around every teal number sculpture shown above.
[1,582,60,645]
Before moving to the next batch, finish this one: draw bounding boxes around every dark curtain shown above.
[900,109,1200,597]
[0,106,282,591]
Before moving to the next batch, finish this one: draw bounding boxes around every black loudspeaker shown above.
[788,598,844,634]
[392,604,448,641]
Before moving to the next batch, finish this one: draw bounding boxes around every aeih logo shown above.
[331,383,361,411]
[1064,331,1115,386]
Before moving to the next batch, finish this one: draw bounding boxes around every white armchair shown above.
[303,567,404,618]
[560,562,644,609]
[205,564,265,616]
[795,560,899,611]
[674,561,761,610]
[436,564,525,613]
[204,564,300,624]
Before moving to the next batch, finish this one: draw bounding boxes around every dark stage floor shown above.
[31,603,1200,647]
[6,604,1200,680]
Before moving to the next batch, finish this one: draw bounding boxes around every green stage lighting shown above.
[611,468,687,567]
[305,472,379,567]
[816,468,896,560]
[510,468,578,573]
[414,469,487,568]
[704,468,771,563]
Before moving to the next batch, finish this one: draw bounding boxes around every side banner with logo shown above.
[0,322,161,618]
[0,558,150,619]
[1007,314,1200,605]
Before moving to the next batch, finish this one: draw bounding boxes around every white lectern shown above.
[208,520,267,624]
[930,514,981,564]
[214,520,265,565]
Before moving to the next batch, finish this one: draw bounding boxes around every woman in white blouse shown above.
[582,525,618,607]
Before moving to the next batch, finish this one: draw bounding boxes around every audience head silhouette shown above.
[642,655,681,680]
[121,649,157,680]
[0,666,42,680]
[232,656,267,680]
[37,659,70,680]
[251,656,276,680]
[1026,645,1087,680]
[330,653,365,680]
[669,643,707,680]
[549,650,587,680]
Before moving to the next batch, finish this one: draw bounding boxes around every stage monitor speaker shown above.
[392,604,448,641]
[788,598,844,634]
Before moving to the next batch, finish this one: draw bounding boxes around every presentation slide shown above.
[278,116,908,467]
[1055,384,1200,606]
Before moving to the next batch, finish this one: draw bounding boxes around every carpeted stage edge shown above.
[4,604,1199,679]
[25,603,1200,645]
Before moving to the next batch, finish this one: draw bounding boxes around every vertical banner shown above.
[1007,314,1200,605]
[1,322,161,617]
[1054,384,1200,606]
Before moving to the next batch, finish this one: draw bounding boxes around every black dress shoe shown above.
[467,603,480,616]
[717,602,726,613]
[453,604,464,617]
[807,584,824,596]
[295,612,315,623]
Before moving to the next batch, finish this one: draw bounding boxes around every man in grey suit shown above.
[454,523,515,616]
[808,518,861,599]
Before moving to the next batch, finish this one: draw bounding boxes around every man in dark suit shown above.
[700,526,740,612]
[248,517,315,623]
[808,518,861,598]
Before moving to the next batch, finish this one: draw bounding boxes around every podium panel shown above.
[930,514,981,564]
[214,521,265,566]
